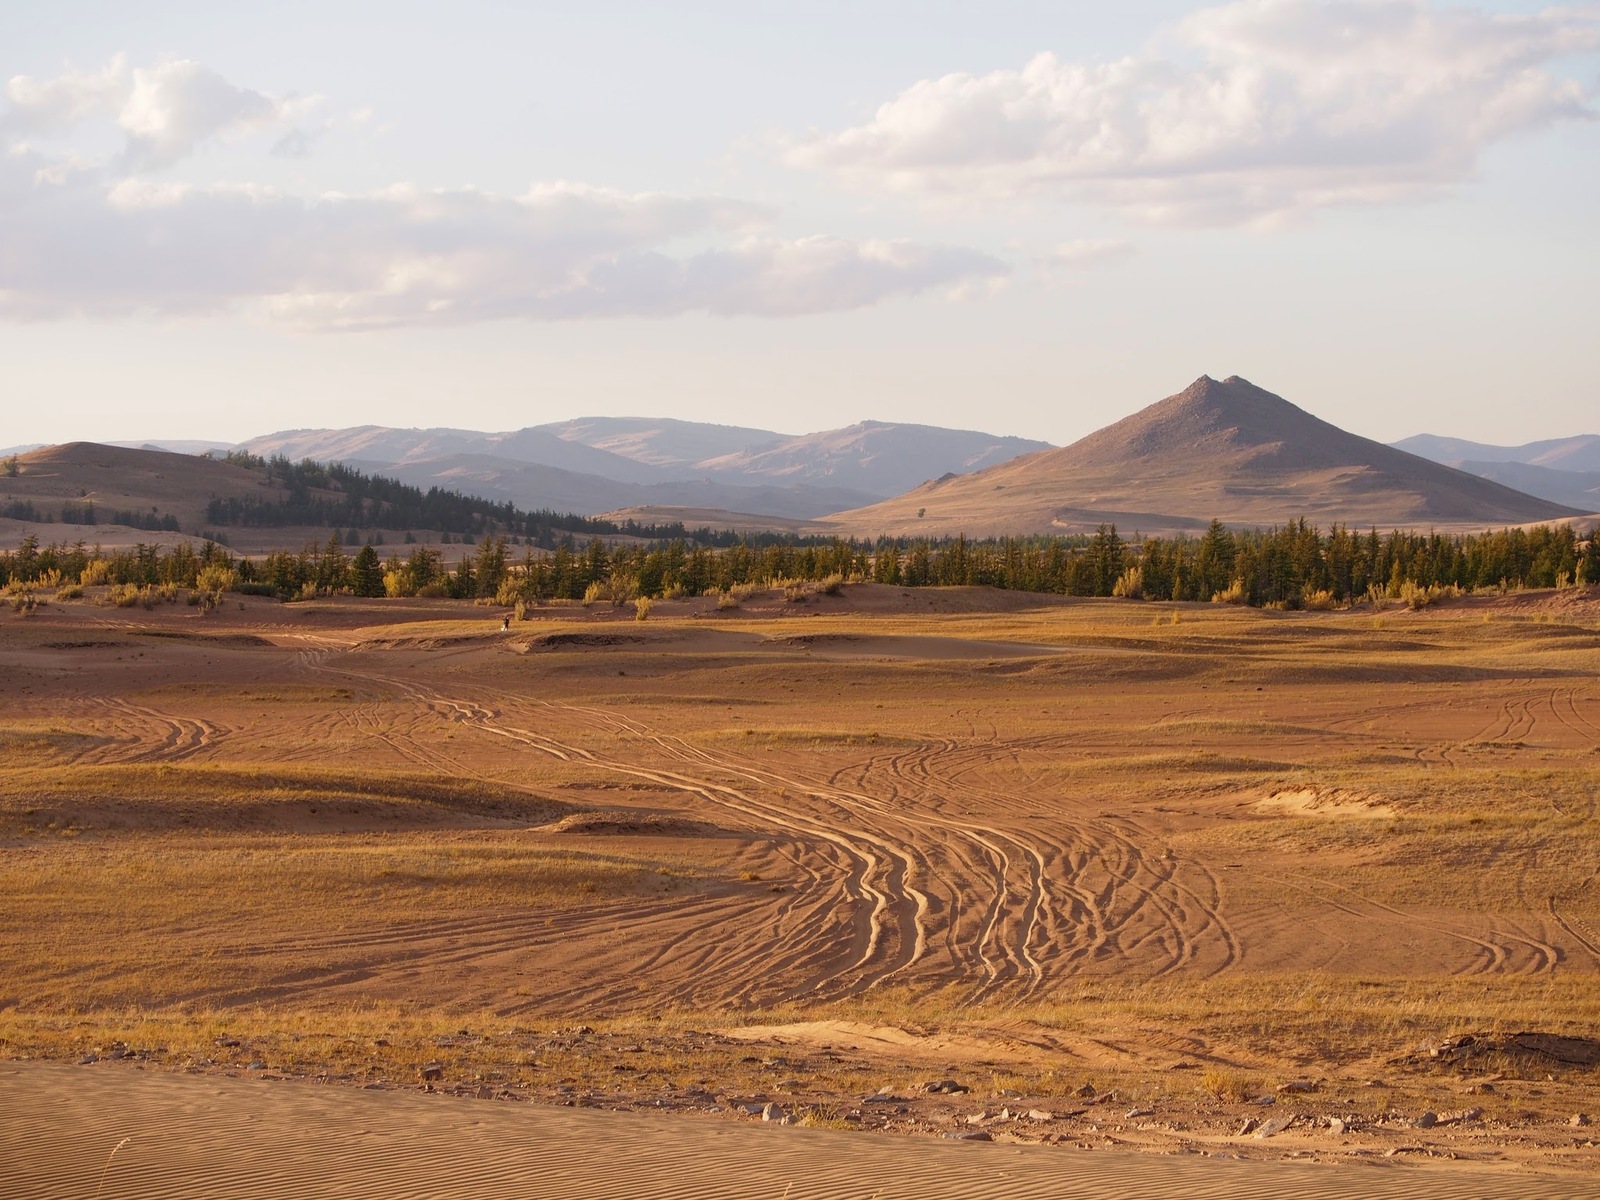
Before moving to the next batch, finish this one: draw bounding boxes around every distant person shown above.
[501,615,511,632]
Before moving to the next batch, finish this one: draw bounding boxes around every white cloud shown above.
[0,166,1005,328]
[4,57,316,170]
[0,55,1004,327]
[4,56,128,133]
[786,0,1600,225]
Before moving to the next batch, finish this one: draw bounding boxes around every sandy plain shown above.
[3,582,1600,1196]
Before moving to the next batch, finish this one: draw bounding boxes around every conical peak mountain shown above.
[822,375,1584,537]
[1053,375,1345,471]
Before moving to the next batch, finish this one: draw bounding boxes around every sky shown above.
[1,0,1596,449]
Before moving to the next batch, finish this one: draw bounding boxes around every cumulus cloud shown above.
[3,56,129,133]
[4,56,315,170]
[787,0,1600,224]
[0,56,1005,327]
[0,164,1005,328]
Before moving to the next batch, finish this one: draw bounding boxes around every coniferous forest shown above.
[2,518,1594,609]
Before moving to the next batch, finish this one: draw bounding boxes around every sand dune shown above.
[4,1061,1589,1200]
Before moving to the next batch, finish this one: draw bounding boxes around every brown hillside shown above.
[823,376,1588,537]
[3,442,282,532]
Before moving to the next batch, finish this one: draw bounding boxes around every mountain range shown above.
[4,381,1595,542]
[230,418,1052,520]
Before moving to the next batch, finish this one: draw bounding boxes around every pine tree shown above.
[351,545,384,597]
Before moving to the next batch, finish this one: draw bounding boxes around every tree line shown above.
[205,451,809,549]
[3,519,1593,608]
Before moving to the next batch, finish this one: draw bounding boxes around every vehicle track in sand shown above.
[288,656,928,1008]
[314,650,1242,1007]
[85,697,225,764]
[859,730,1240,992]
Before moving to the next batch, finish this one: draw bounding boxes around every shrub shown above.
[1396,580,1461,610]
[582,581,612,607]
[817,573,844,596]
[715,588,739,611]
[1211,579,1248,605]
[634,596,653,621]
[1199,1069,1259,1103]
[54,583,84,601]
[1112,566,1143,599]
[79,560,111,587]
[1303,589,1338,611]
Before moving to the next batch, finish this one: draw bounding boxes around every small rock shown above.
[1028,1110,1056,1122]
[1327,1118,1349,1136]
[1572,1113,1592,1127]
[1276,1081,1316,1094]
[76,1054,98,1065]
[737,1103,765,1116]
[374,1038,390,1048]
[761,1102,784,1122]
[954,1130,993,1142]
[1075,1083,1099,1099]
[1253,1116,1295,1139]
[1414,1111,1438,1129]
[246,1061,266,1071]
[1125,1107,1154,1119]
[214,1036,241,1048]
[775,1079,802,1090]
[1236,1118,1259,1137]
[420,1063,444,1082]
[1437,1108,1481,1126]
[922,1079,969,1095]
[964,1112,990,1126]
[1251,1094,1277,1106]
[476,1086,493,1101]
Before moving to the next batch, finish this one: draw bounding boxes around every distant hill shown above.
[0,442,735,553]
[823,376,1586,537]
[1391,432,1600,511]
[1451,461,1600,514]
[1394,433,1600,473]
[2,442,277,532]
[377,454,876,520]
[235,416,1050,518]
[695,420,1052,497]
[535,417,785,470]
